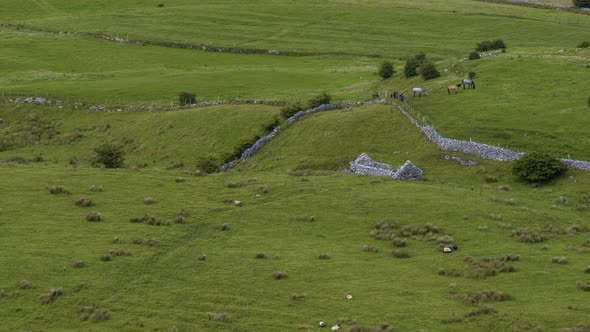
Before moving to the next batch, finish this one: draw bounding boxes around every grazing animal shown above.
[443,247,453,253]
[462,79,476,89]
[399,92,405,102]
[452,244,458,250]
[412,87,427,97]
[319,321,326,327]
[331,324,341,331]
[447,84,461,95]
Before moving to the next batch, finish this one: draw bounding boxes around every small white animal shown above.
[443,247,452,253]
[331,324,341,331]
[319,321,326,327]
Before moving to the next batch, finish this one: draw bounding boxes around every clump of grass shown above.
[436,235,455,247]
[143,197,158,205]
[577,204,588,211]
[174,215,185,224]
[345,324,393,332]
[319,253,330,260]
[584,266,590,274]
[208,312,231,323]
[129,214,169,226]
[175,177,185,183]
[288,168,314,177]
[89,185,103,192]
[497,185,512,191]
[290,293,306,301]
[72,260,86,268]
[257,185,269,194]
[511,228,546,243]
[255,252,267,259]
[18,280,31,289]
[227,182,242,188]
[75,198,93,207]
[576,281,590,291]
[79,305,110,321]
[100,254,112,262]
[49,185,69,195]
[178,208,188,217]
[506,198,516,205]
[400,223,440,240]
[370,220,400,240]
[485,175,498,183]
[112,236,121,244]
[489,213,503,221]
[438,268,463,277]
[552,257,568,264]
[465,256,519,279]
[72,282,88,293]
[86,212,102,222]
[561,323,590,332]
[456,290,513,304]
[198,254,207,261]
[108,249,131,257]
[392,237,407,247]
[392,249,410,258]
[273,271,288,280]
[219,223,230,231]
[442,314,464,324]
[464,305,497,318]
[363,244,379,253]
[133,238,158,247]
[557,196,568,205]
[478,225,489,232]
[39,288,63,304]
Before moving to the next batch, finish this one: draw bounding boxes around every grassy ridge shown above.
[3,0,590,58]
[0,103,280,167]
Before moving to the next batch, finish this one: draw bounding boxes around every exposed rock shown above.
[349,153,422,180]
[393,160,423,180]
[442,155,478,166]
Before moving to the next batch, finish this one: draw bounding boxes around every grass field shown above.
[3,0,590,330]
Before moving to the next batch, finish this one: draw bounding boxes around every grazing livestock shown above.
[447,84,461,95]
[443,247,453,253]
[399,93,405,102]
[412,87,427,97]
[462,79,476,89]
[319,321,326,327]
[331,324,341,331]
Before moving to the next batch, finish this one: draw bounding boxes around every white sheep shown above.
[331,324,341,331]
[443,247,452,253]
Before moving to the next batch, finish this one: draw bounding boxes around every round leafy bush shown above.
[468,52,480,60]
[378,61,395,79]
[420,61,440,80]
[512,152,565,182]
[468,72,477,79]
[91,143,125,168]
[178,92,196,105]
[307,92,331,109]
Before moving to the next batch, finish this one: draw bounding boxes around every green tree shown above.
[307,92,332,109]
[91,143,125,168]
[420,61,440,80]
[378,61,395,79]
[178,92,196,105]
[512,152,565,182]
[573,0,590,8]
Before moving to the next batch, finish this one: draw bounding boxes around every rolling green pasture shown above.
[0,29,377,103]
[2,0,590,58]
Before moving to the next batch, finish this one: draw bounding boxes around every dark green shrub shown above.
[91,143,125,168]
[573,0,590,8]
[178,91,196,105]
[157,3,165,7]
[403,57,421,78]
[307,92,332,109]
[255,252,267,259]
[378,61,395,79]
[587,95,590,107]
[512,152,565,182]
[196,153,220,174]
[49,185,69,195]
[476,39,507,52]
[468,52,480,60]
[280,102,303,119]
[420,61,440,80]
[468,72,477,79]
[319,253,330,259]
[578,41,590,48]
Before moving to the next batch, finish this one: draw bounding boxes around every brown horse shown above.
[447,84,461,95]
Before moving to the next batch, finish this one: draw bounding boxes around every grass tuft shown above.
[273,271,288,280]
[49,185,69,195]
[86,212,102,222]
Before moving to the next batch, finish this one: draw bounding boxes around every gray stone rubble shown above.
[349,153,422,180]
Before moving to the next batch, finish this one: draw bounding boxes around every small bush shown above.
[73,260,86,268]
[497,185,512,191]
[573,0,590,8]
[18,280,31,289]
[485,175,498,183]
[290,293,306,301]
[438,268,464,277]
[178,92,196,105]
[174,215,185,224]
[280,102,303,119]
[420,61,440,80]
[576,281,590,291]
[403,56,421,78]
[86,212,102,222]
[39,288,63,304]
[89,185,103,192]
[219,223,230,231]
[175,177,185,183]
[378,61,395,79]
[392,237,407,247]
[100,254,112,262]
[392,249,410,258]
[208,312,231,323]
[465,305,497,318]
[75,198,93,207]
[468,52,480,60]
[457,290,513,304]
[227,182,242,188]
[512,152,565,183]
[552,257,568,264]
[363,244,379,253]
[511,228,546,243]
[578,41,590,48]
[273,271,288,280]
[157,3,165,7]
[319,253,330,260]
[307,92,332,109]
[255,252,267,259]
[468,72,477,80]
[79,305,110,322]
[49,185,69,195]
[196,153,220,174]
[371,220,400,240]
[143,197,157,205]
[91,143,125,168]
